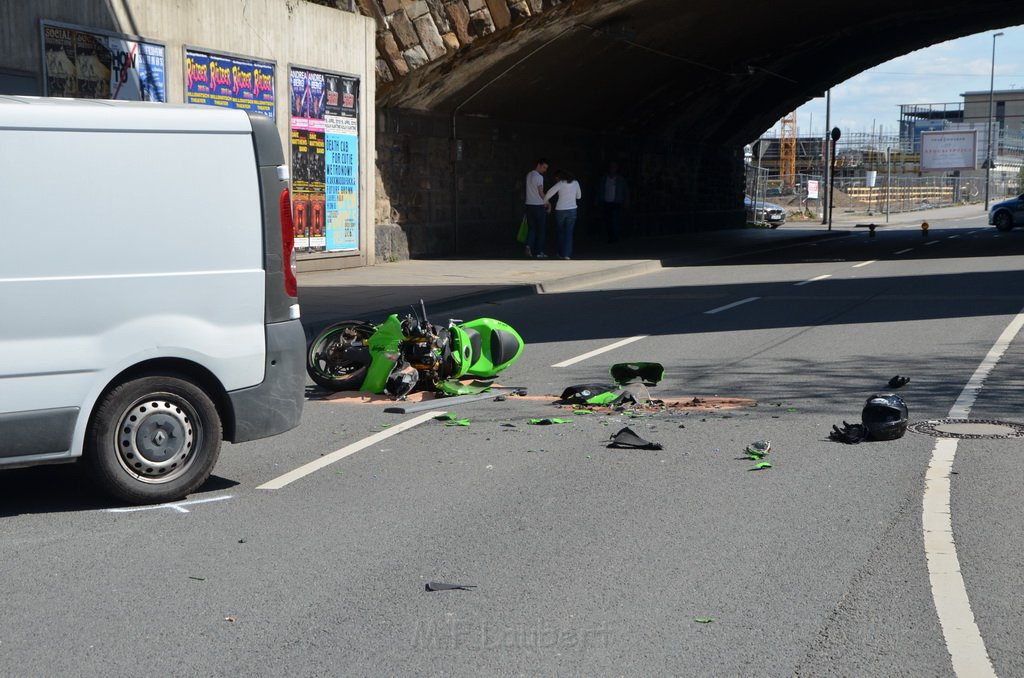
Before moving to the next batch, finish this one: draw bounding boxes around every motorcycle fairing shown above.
[361,314,407,393]
[610,362,665,386]
[452,318,524,377]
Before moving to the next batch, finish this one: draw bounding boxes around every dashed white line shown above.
[923,307,1024,677]
[925,240,941,246]
[552,335,648,367]
[893,248,915,255]
[257,411,441,490]
[852,260,877,268]
[795,274,831,287]
[105,495,233,513]
[704,296,760,315]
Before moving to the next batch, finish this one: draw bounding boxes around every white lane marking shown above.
[795,274,831,287]
[893,248,915,255]
[852,260,877,268]
[105,495,232,514]
[704,296,760,315]
[947,235,960,239]
[552,335,648,368]
[258,411,441,490]
[923,307,1024,677]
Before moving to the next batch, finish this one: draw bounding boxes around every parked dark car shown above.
[745,195,786,227]
[989,193,1024,231]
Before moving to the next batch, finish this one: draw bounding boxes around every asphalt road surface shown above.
[3,214,1023,677]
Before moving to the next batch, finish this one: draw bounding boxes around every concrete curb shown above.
[536,260,664,293]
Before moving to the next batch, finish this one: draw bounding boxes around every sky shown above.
[763,24,1024,139]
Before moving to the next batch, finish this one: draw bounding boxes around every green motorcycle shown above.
[306,301,524,398]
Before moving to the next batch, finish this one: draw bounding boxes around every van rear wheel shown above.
[85,374,222,504]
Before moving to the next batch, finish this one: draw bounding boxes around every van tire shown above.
[85,374,222,504]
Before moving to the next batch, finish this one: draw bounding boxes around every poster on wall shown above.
[41,21,165,101]
[290,66,359,252]
[185,49,275,119]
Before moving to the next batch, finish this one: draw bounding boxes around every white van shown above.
[0,96,305,504]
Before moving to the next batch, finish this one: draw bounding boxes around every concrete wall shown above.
[1,0,376,269]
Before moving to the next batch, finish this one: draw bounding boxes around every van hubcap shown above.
[116,397,196,483]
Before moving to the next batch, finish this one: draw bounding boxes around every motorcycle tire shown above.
[306,320,375,391]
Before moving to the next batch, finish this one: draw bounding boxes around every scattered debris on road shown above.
[607,426,664,450]
[425,582,476,592]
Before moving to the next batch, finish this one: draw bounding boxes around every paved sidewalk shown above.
[296,203,988,333]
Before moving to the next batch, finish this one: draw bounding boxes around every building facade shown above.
[1,0,377,270]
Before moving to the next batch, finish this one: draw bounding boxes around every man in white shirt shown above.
[524,158,549,258]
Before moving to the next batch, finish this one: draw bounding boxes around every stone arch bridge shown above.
[353,0,1024,258]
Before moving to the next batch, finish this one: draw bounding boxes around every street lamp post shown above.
[984,31,1004,210]
[829,126,841,231]
[821,89,831,225]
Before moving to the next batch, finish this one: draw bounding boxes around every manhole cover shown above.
[907,418,1024,439]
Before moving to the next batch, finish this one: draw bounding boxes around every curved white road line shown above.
[924,308,1024,677]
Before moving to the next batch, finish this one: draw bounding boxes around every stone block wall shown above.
[359,0,556,83]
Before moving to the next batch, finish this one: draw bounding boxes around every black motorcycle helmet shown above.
[861,393,909,441]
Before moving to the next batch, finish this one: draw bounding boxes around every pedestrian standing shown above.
[596,162,629,243]
[524,158,549,258]
[544,169,582,260]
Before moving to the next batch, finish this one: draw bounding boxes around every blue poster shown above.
[185,49,275,119]
[325,118,359,252]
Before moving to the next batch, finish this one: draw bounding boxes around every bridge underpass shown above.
[367,0,1024,259]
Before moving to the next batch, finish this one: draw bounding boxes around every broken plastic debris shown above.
[437,379,494,396]
[743,440,771,459]
[188,576,205,581]
[559,383,618,405]
[694,617,715,624]
[445,419,471,426]
[435,413,457,421]
[607,427,664,450]
[529,418,573,425]
[224,616,237,623]
[748,461,773,471]
[610,362,665,386]
[888,375,910,388]
[425,582,476,592]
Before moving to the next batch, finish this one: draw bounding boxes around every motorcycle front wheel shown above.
[306,320,374,391]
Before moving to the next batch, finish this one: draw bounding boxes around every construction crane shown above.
[779,111,797,193]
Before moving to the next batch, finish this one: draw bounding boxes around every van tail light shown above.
[279,188,298,297]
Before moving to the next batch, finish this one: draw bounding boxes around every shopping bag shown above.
[516,214,528,244]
